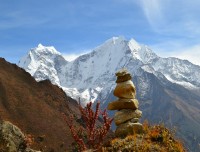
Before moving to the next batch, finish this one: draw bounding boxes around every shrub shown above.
[63,101,113,151]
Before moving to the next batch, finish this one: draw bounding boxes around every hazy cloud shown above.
[138,0,200,37]
[63,54,80,61]
[63,50,90,62]
[139,0,165,30]
[172,45,200,66]
[151,41,200,66]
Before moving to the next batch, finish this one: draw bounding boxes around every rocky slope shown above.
[0,58,83,151]
[18,37,200,151]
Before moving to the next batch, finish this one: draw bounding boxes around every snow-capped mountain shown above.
[18,37,200,151]
[19,37,200,104]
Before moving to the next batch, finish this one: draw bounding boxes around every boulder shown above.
[115,122,143,137]
[114,80,136,99]
[107,99,139,110]
[0,121,40,152]
[114,109,142,126]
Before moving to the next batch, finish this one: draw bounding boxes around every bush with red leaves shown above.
[63,101,113,151]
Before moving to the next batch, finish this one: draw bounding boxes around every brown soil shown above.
[0,58,81,151]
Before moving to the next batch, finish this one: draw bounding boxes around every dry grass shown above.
[102,121,186,152]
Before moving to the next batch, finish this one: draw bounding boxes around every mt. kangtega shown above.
[18,37,200,151]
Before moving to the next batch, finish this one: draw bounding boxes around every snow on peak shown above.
[18,36,200,106]
[33,44,61,56]
[18,44,64,82]
[129,38,141,50]
[128,39,158,63]
[38,43,44,48]
[102,36,126,46]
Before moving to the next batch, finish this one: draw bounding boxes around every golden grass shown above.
[102,121,186,152]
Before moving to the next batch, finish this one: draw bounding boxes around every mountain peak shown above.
[18,37,200,151]
[38,43,44,48]
[128,38,141,50]
[18,44,63,77]
[103,36,126,45]
[32,44,61,56]
[128,39,158,63]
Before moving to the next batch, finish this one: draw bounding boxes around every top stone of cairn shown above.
[115,68,132,83]
[114,68,136,99]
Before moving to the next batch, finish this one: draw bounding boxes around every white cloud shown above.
[63,54,81,61]
[139,0,165,31]
[63,50,90,61]
[138,0,200,37]
[172,45,200,66]
[151,42,200,66]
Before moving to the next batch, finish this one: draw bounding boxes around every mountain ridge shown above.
[18,37,200,104]
[18,37,200,151]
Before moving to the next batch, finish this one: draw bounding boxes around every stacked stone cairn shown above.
[107,68,143,137]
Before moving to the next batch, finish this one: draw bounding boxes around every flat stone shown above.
[114,80,136,99]
[116,74,132,83]
[115,68,130,77]
[114,109,142,126]
[107,99,139,110]
[115,122,143,137]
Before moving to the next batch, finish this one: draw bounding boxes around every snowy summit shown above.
[18,37,200,105]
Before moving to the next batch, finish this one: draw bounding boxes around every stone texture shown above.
[107,99,139,110]
[130,118,139,123]
[108,69,143,137]
[114,109,142,126]
[115,69,132,83]
[0,121,40,152]
[114,80,136,99]
[116,74,132,83]
[115,68,130,77]
[115,122,143,137]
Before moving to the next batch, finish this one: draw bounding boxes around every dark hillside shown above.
[0,58,80,151]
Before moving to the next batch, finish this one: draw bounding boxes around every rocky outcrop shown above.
[0,120,40,152]
[108,69,143,137]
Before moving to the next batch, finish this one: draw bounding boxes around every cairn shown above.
[107,68,143,137]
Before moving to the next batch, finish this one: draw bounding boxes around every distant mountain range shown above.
[18,37,200,151]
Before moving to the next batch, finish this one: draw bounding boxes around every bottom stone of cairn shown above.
[115,122,143,137]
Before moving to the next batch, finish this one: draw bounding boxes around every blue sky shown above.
[1,0,200,65]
